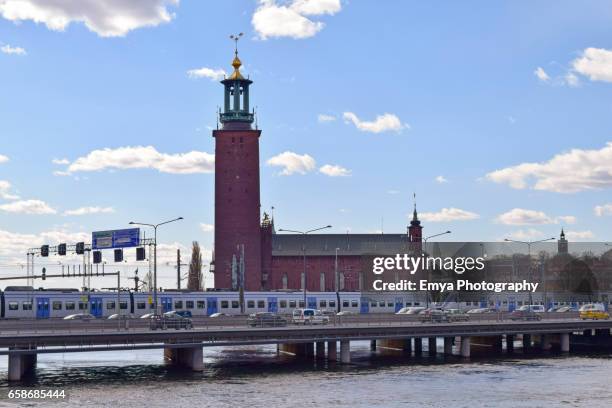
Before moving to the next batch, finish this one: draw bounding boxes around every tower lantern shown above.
[220,33,254,127]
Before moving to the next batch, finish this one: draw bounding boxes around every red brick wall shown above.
[213,128,262,290]
[270,255,363,291]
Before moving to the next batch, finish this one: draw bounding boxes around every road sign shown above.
[92,228,140,250]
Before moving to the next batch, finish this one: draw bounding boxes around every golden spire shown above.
[229,32,244,80]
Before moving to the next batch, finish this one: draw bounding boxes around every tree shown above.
[188,241,203,291]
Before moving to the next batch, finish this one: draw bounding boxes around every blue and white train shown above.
[0,286,609,319]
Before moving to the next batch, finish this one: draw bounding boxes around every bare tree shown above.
[188,241,203,291]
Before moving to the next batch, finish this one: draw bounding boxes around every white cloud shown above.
[343,112,408,133]
[0,228,89,261]
[319,164,350,177]
[435,175,448,184]
[565,230,595,241]
[564,72,580,87]
[1,44,25,55]
[52,158,69,165]
[0,180,19,200]
[571,47,612,83]
[0,199,56,214]
[252,0,341,40]
[506,229,545,241]
[187,67,226,81]
[594,203,612,217]
[267,151,316,175]
[63,206,115,216]
[419,208,479,222]
[200,223,214,232]
[317,113,336,123]
[387,190,400,195]
[0,154,8,163]
[63,146,214,174]
[0,0,179,37]
[495,208,575,225]
[485,142,612,193]
[534,66,550,82]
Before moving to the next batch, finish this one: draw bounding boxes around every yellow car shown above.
[579,304,610,320]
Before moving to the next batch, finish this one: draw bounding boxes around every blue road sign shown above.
[92,228,140,250]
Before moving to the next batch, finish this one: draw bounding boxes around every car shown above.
[150,313,193,330]
[466,307,497,314]
[140,313,157,319]
[401,307,426,315]
[556,306,575,313]
[292,309,330,325]
[579,304,610,320]
[246,312,287,327]
[209,312,228,318]
[419,309,449,323]
[107,313,129,320]
[444,309,470,322]
[336,310,354,316]
[164,310,192,319]
[509,305,542,321]
[63,313,95,320]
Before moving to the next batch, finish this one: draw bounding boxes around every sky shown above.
[0,0,612,289]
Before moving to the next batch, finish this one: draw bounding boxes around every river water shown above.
[0,342,611,407]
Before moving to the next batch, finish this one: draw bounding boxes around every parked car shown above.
[400,307,426,315]
[509,305,542,321]
[140,313,157,319]
[419,309,449,323]
[292,309,330,325]
[107,313,129,320]
[444,309,470,322]
[336,311,354,316]
[150,312,193,330]
[579,304,610,320]
[64,313,95,320]
[247,312,288,327]
[209,312,227,318]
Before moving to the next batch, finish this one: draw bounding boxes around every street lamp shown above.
[422,231,451,307]
[335,247,340,313]
[504,237,555,307]
[129,217,183,315]
[278,225,332,306]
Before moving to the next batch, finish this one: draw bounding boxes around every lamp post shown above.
[504,237,555,307]
[335,247,340,313]
[278,225,332,306]
[129,217,183,315]
[422,231,451,307]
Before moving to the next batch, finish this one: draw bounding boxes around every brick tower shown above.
[212,40,262,290]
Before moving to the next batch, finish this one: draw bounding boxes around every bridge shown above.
[1,316,612,381]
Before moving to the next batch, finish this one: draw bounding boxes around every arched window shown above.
[282,273,288,290]
[301,272,305,290]
[339,272,345,291]
[320,272,325,291]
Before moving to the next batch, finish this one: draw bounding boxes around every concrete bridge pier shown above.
[414,338,423,356]
[428,337,437,356]
[506,335,515,353]
[340,340,351,363]
[316,342,325,359]
[370,340,377,351]
[460,336,471,358]
[8,349,37,381]
[443,337,453,355]
[403,338,412,354]
[523,334,532,350]
[164,346,203,371]
[561,333,570,353]
[327,341,337,361]
[539,334,552,351]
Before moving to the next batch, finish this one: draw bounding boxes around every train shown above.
[0,286,609,319]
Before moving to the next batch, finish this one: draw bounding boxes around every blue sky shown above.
[1,0,611,287]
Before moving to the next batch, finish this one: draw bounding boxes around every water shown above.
[0,342,611,407]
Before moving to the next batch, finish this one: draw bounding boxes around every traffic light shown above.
[136,247,146,261]
[114,249,123,262]
[58,243,67,256]
[41,245,49,257]
[76,242,85,255]
[93,251,102,264]
[41,267,46,280]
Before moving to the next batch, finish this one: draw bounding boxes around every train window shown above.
[257,300,265,308]
[298,300,305,308]
[351,300,358,308]
[387,302,393,307]
[279,300,287,308]
[78,302,87,310]
[289,300,297,308]
[52,301,62,311]
[22,302,32,310]
[231,301,239,308]
[197,301,205,309]
[342,300,349,308]
[319,300,327,308]
[174,301,183,309]
[8,302,18,311]
[107,301,115,310]
[379,301,385,307]
[370,302,376,307]
[137,302,146,309]
[65,302,75,310]
[414,302,420,306]
[186,301,194,309]
[120,301,128,310]
[221,301,229,309]
[247,300,255,308]
[406,302,412,306]
[329,300,336,308]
